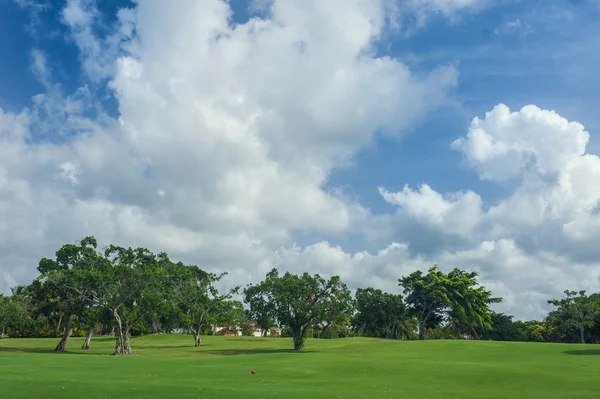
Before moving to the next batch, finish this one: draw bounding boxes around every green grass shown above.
[1,335,600,398]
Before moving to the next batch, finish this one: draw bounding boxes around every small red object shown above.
[251,370,256,374]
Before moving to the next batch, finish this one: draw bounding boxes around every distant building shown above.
[215,328,237,336]
[250,323,282,337]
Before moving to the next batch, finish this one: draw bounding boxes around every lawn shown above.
[1,335,599,398]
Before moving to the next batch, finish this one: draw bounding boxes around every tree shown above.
[319,284,354,338]
[173,265,239,347]
[0,295,22,338]
[548,290,600,344]
[35,237,101,352]
[399,266,500,340]
[398,266,452,340]
[445,268,502,339]
[244,268,347,351]
[99,246,174,355]
[479,312,527,342]
[352,288,415,340]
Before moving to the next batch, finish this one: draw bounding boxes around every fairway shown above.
[1,336,599,398]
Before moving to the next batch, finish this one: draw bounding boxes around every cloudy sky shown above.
[1,0,600,320]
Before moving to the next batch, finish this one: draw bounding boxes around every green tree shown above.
[319,283,354,338]
[352,288,415,340]
[548,290,600,344]
[398,266,452,340]
[479,312,527,342]
[0,294,24,338]
[173,265,239,347]
[99,246,174,355]
[445,268,502,339]
[244,268,347,351]
[35,237,101,352]
[399,266,500,340]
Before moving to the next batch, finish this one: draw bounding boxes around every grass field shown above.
[1,335,600,398]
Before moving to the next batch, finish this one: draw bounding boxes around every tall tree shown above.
[399,266,499,340]
[398,266,452,340]
[99,246,174,355]
[0,294,24,338]
[548,290,600,343]
[35,237,101,352]
[445,268,502,339]
[173,265,239,347]
[319,284,354,338]
[352,288,416,340]
[244,268,347,351]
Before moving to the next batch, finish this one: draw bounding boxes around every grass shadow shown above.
[200,348,299,356]
[0,346,107,355]
[563,349,600,356]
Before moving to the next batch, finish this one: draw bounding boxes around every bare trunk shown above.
[418,321,426,340]
[580,324,585,344]
[55,314,72,352]
[193,331,202,347]
[292,327,306,351]
[82,328,93,350]
[55,314,63,335]
[1,324,5,339]
[113,311,132,355]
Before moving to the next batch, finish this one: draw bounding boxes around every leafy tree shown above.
[398,266,453,340]
[35,237,101,352]
[399,266,499,340]
[445,268,502,338]
[319,284,354,338]
[244,268,347,351]
[479,312,527,342]
[524,320,548,342]
[548,290,600,343]
[352,288,416,340]
[99,246,174,355]
[173,265,239,347]
[1,295,20,338]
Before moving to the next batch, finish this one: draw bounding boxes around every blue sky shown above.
[2,0,600,319]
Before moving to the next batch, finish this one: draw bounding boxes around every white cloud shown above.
[374,104,600,317]
[0,0,456,294]
[264,238,600,320]
[3,1,599,322]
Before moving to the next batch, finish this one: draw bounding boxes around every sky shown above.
[1,0,600,320]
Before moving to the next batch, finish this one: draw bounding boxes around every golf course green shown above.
[1,335,599,398]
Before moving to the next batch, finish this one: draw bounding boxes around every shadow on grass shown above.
[199,348,299,356]
[563,349,600,356]
[0,346,109,356]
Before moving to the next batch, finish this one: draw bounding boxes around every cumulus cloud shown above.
[3,0,599,321]
[375,104,600,317]
[0,0,456,294]
[265,239,600,320]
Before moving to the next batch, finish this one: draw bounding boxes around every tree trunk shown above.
[113,312,132,355]
[292,328,305,351]
[1,324,5,339]
[55,314,63,335]
[82,328,93,350]
[193,331,202,347]
[55,314,72,352]
[580,324,585,344]
[124,329,132,354]
[418,321,426,340]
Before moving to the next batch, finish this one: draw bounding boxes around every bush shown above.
[37,329,59,338]
[71,328,87,337]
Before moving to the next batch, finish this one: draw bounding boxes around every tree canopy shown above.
[3,236,600,351]
[244,268,347,350]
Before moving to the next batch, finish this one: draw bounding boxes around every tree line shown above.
[1,237,599,354]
